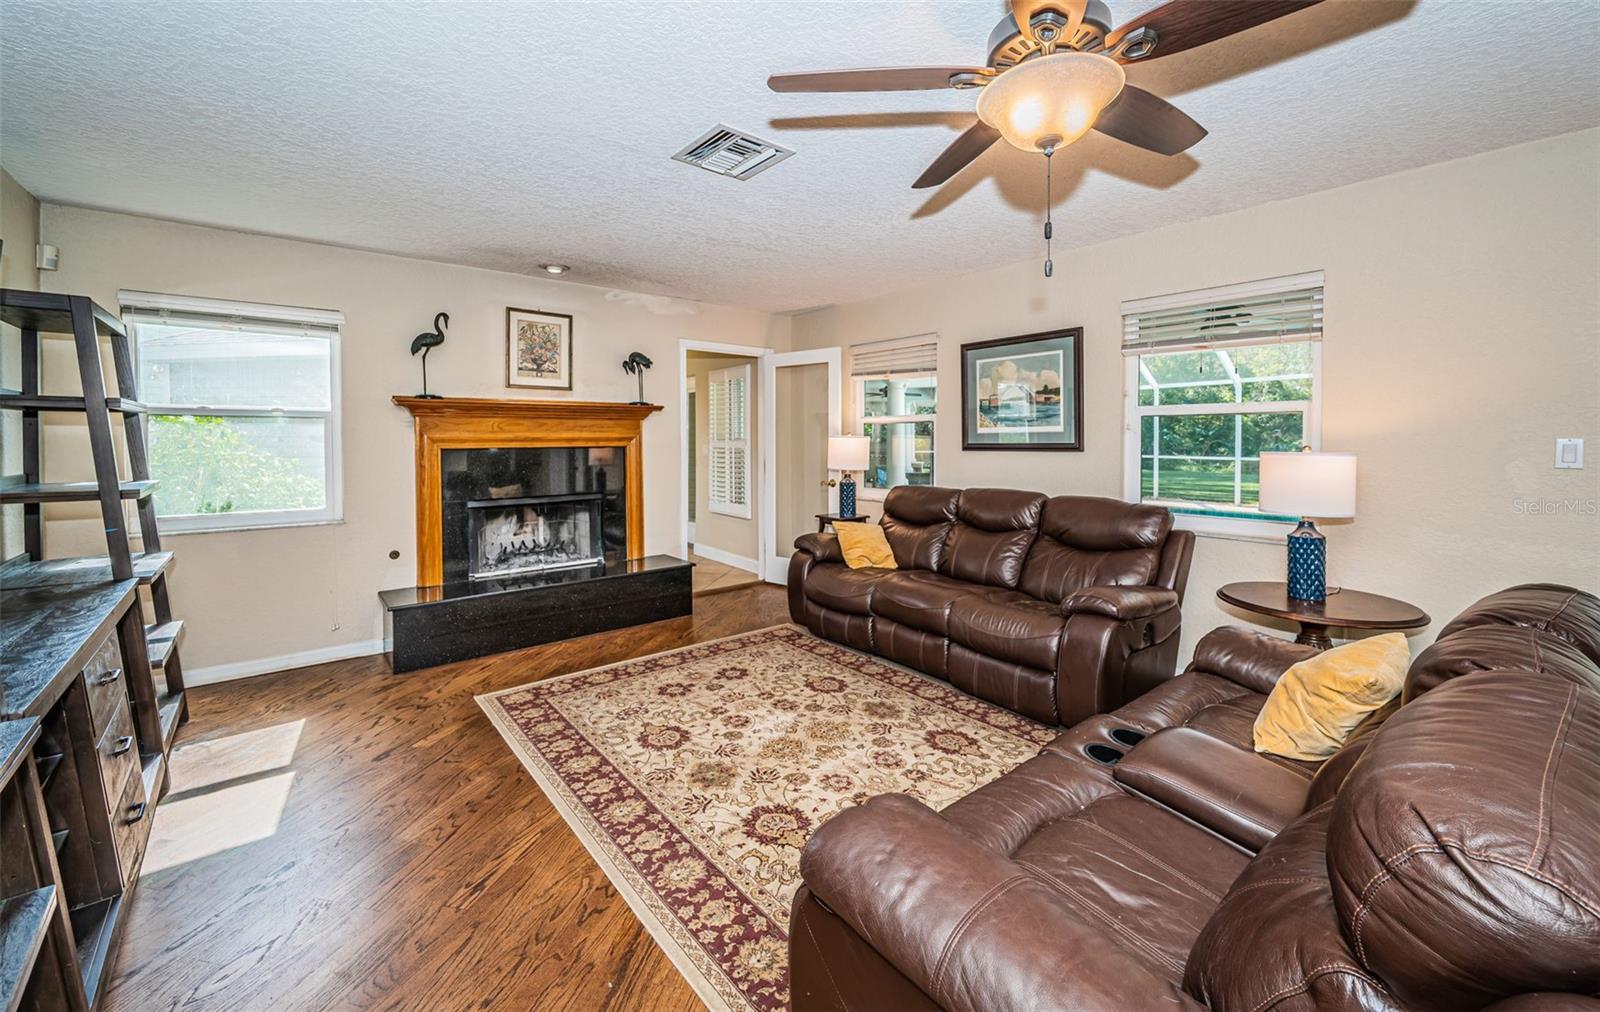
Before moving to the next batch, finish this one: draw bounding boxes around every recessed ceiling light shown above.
[541,264,568,275]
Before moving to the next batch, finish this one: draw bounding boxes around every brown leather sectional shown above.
[789,486,1195,725]
[789,583,1600,1011]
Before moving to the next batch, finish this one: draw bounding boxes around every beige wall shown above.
[793,129,1600,661]
[36,205,786,677]
[686,350,759,564]
[1,166,42,559]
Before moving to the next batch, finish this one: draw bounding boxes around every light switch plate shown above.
[1556,437,1584,469]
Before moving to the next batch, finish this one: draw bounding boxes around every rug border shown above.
[476,691,736,1012]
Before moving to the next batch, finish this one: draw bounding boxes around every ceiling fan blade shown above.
[1105,0,1323,62]
[767,67,988,93]
[1011,0,1087,46]
[912,121,1002,189]
[1093,85,1207,155]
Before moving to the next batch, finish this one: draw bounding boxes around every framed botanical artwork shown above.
[960,327,1083,451]
[506,307,573,390]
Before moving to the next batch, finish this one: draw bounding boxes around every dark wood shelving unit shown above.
[2,289,192,1008]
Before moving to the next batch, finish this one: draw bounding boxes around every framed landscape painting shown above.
[506,307,573,390]
[960,327,1083,451]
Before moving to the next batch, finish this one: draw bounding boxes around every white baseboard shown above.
[185,638,386,687]
[689,543,759,573]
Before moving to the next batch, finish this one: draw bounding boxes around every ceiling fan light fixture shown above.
[976,52,1125,152]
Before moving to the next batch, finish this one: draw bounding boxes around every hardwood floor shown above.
[104,584,792,1011]
[689,549,762,595]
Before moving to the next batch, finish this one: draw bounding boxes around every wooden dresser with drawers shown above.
[1,576,184,1009]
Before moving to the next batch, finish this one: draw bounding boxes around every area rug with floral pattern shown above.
[476,624,1055,1012]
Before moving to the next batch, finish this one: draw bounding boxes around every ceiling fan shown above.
[769,0,1324,190]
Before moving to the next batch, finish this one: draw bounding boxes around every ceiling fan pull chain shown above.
[1043,149,1055,278]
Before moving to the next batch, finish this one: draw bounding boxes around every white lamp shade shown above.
[828,436,869,472]
[1258,452,1358,518]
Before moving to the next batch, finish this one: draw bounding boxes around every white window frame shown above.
[855,372,937,502]
[120,290,344,534]
[707,363,752,519]
[1121,274,1323,541]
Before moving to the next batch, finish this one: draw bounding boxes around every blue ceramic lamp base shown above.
[1286,519,1327,602]
[838,474,857,519]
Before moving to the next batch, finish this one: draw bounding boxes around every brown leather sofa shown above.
[790,584,1600,1011]
[788,486,1195,725]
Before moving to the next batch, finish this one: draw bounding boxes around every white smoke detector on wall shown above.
[36,244,60,270]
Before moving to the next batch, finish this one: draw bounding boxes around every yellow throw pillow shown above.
[834,523,898,570]
[1253,632,1410,761]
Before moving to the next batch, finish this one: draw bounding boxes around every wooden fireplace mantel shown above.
[393,396,663,586]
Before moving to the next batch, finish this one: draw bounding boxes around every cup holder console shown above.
[1109,728,1147,749]
[1084,743,1125,767]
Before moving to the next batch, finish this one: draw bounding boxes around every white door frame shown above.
[678,339,770,566]
[760,348,843,583]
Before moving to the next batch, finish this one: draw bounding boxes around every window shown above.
[1122,273,1323,535]
[851,335,937,498]
[707,364,751,518]
[121,291,342,533]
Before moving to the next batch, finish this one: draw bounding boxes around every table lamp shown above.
[1258,449,1357,603]
[827,436,870,519]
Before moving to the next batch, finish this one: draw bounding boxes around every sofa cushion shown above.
[871,570,983,636]
[879,486,960,571]
[1436,583,1600,665]
[1405,623,1600,702]
[1019,496,1171,603]
[948,588,1064,672]
[938,489,1045,589]
[835,521,897,569]
[1327,672,1600,1008]
[803,563,894,617]
[1252,632,1409,761]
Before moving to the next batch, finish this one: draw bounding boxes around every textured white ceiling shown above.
[3,1,1598,313]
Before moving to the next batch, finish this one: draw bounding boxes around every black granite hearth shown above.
[379,554,692,673]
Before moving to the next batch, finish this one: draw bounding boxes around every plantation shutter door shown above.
[708,365,751,518]
[1121,272,1324,356]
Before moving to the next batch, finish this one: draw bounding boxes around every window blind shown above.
[120,291,344,338]
[1121,272,1323,355]
[707,365,750,518]
[849,334,939,377]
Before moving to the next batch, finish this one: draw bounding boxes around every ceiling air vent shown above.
[672,124,794,180]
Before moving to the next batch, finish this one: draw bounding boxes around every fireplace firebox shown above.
[467,493,603,579]
[440,445,625,584]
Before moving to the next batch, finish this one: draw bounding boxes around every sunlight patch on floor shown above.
[140,719,306,876]
[167,719,305,795]
[141,771,297,875]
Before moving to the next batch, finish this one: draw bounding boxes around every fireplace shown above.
[383,397,690,673]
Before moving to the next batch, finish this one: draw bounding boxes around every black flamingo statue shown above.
[622,351,653,405]
[410,312,448,398]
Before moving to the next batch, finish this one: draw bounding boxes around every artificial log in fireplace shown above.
[380,397,691,672]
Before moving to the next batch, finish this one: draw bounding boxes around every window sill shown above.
[160,515,345,536]
[1169,510,1293,544]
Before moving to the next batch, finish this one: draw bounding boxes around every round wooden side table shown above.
[1216,581,1430,650]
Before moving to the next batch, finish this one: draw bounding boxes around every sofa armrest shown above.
[1187,625,1320,696]
[1060,586,1178,621]
[801,794,1203,1012]
[1113,727,1311,852]
[793,531,844,564]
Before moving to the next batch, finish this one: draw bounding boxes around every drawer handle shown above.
[96,667,123,686]
[125,801,147,824]
[111,735,134,757]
